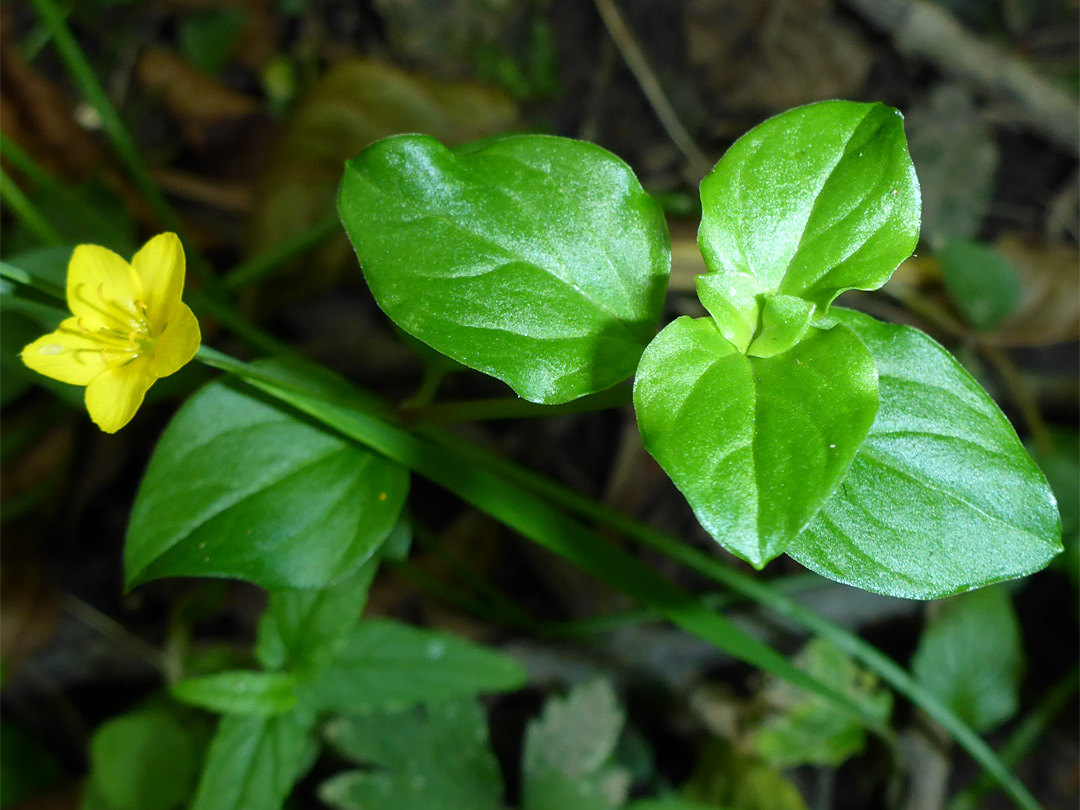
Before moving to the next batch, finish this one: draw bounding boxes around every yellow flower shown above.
[21,233,201,433]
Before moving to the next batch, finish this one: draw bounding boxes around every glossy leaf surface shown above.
[789,309,1061,598]
[634,317,878,567]
[339,133,671,403]
[698,100,920,308]
[125,380,408,590]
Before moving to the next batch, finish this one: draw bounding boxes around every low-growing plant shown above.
[2,24,1064,808]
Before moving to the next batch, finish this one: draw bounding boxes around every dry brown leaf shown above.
[984,234,1080,346]
[135,47,261,149]
[245,59,518,312]
[686,0,870,124]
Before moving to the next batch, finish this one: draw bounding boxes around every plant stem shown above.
[26,0,219,293]
[222,215,341,292]
[422,426,1043,810]
[947,666,1079,810]
[0,168,65,245]
[405,385,632,424]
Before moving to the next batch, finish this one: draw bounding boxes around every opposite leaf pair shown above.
[338,100,1061,597]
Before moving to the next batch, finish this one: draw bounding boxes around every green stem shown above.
[423,427,1041,810]
[27,0,219,293]
[193,345,888,737]
[404,385,633,424]
[0,168,64,245]
[948,666,1079,810]
[222,215,341,292]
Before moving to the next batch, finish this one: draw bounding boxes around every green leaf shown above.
[301,618,526,714]
[179,9,246,74]
[125,379,409,590]
[255,558,378,677]
[698,100,920,309]
[86,708,200,810]
[753,639,892,767]
[339,133,671,404]
[788,308,1062,598]
[906,84,999,251]
[626,800,718,810]
[190,713,317,810]
[911,586,1023,733]
[522,679,630,810]
[1027,430,1079,585]
[171,671,298,717]
[319,698,503,810]
[683,741,809,810]
[939,239,1023,331]
[634,317,878,567]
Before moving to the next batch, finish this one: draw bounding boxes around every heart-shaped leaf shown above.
[788,308,1062,598]
[339,133,671,404]
[634,316,878,567]
[698,100,920,308]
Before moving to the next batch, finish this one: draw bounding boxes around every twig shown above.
[592,0,713,177]
[838,0,1080,155]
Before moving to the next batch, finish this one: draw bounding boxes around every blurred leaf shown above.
[136,47,260,149]
[987,235,1080,347]
[907,84,999,250]
[939,239,1023,331]
[255,557,378,677]
[686,0,869,114]
[85,707,200,810]
[753,638,892,767]
[319,698,503,810]
[125,378,409,590]
[372,0,520,72]
[522,679,630,810]
[171,670,298,717]
[1,718,62,806]
[190,713,317,810]
[179,9,247,74]
[247,59,517,308]
[301,618,526,714]
[1027,430,1079,585]
[683,740,809,810]
[912,586,1023,733]
[626,801,720,810]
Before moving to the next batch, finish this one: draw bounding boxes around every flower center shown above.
[41,289,159,369]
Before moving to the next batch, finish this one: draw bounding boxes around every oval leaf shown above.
[125,380,409,590]
[634,317,878,568]
[698,100,920,308]
[788,308,1062,598]
[171,670,298,717]
[339,133,671,404]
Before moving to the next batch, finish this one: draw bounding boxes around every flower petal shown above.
[21,317,108,385]
[85,360,157,433]
[131,232,186,325]
[66,245,143,330]
[150,303,201,378]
